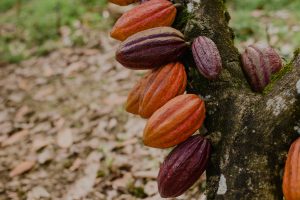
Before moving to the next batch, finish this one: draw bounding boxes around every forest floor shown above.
[0,31,206,200]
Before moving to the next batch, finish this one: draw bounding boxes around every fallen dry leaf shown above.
[33,86,54,101]
[0,122,13,135]
[115,138,138,148]
[107,118,117,130]
[0,111,9,123]
[54,118,65,130]
[64,61,88,77]
[37,148,54,164]
[103,94,127,106]
[69,158,82,171]
[112,173,133,190]
[0,135,8,144]
[144,181,157,196]
[17,77,32,91]
[27,186,50,199]
[133,170,158,179]
[31,136,50,151]
[2,129,29,147]
[15,105,31,121]
[9,160,36,177]
[64,152,101,200]
[57,128,73,148]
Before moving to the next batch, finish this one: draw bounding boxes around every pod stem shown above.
[174,3,182,8]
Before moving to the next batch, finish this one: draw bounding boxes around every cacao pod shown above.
[260,45,282,74]
[125,72,150,115]
[158,135,211,198]
[108,0,139,6]
[143,94,206,148]
[116,27,188,70]
[192,36,222,80]
[111,0,177,41]
[139,62,187,118]
[283,137,300,200]
[241,44,282,92]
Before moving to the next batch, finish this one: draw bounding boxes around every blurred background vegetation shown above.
[0,0,299,64]
[0,0,110,63]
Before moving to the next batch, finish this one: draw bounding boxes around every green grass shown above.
[229,0,300,11]
[0,0,21,12]
[0,0,109,63]
[1,0,300,63]
[228,0,300,58]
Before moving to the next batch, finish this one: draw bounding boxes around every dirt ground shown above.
[0,31,206,200]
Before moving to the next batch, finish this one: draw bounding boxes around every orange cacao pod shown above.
[143,94,206,148]
[108,0,139,6]
[283,137,300,200]
[125,72,150,115]
[139,62,187,118]
[110,0,176,41]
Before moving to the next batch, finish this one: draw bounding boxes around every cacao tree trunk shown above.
[174,0,300,199]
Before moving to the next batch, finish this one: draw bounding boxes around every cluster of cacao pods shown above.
[109,0,216,197]
[109,0,285,197]
[241,44,282,92]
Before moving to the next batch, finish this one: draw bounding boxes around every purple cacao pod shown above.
[192,36,222,80]
[116,27,188,70]
[157,135,211,198]
[261,45,282,74]
[241,44,282,92]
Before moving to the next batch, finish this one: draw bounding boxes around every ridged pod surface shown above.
[192,36,222,80]
[143,94,206,148]
[139,62,187,118]
[241,44,282,92]
[110,0,176,41]
[261,45,282,74]
[283,137,300,200]
[157,135,211,198]
[108,0,139,6]
[125,72,150,115]
[116,27,188,70]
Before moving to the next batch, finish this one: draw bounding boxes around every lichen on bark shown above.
[174,0,300,199]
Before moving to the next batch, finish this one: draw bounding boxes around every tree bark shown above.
[175,0,300,199]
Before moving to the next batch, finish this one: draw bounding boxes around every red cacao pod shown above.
[116,27,188,70]
[241,44,282,92]
[108,0,139,6]
[111,0,176,41]
[283,137,300,200]
[143,94,206,148]
[158,135,211,198]
[139,62,187,118]
[192,36,222,80]
[125,72,150,115]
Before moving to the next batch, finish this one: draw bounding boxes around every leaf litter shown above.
[0,28,205,200]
